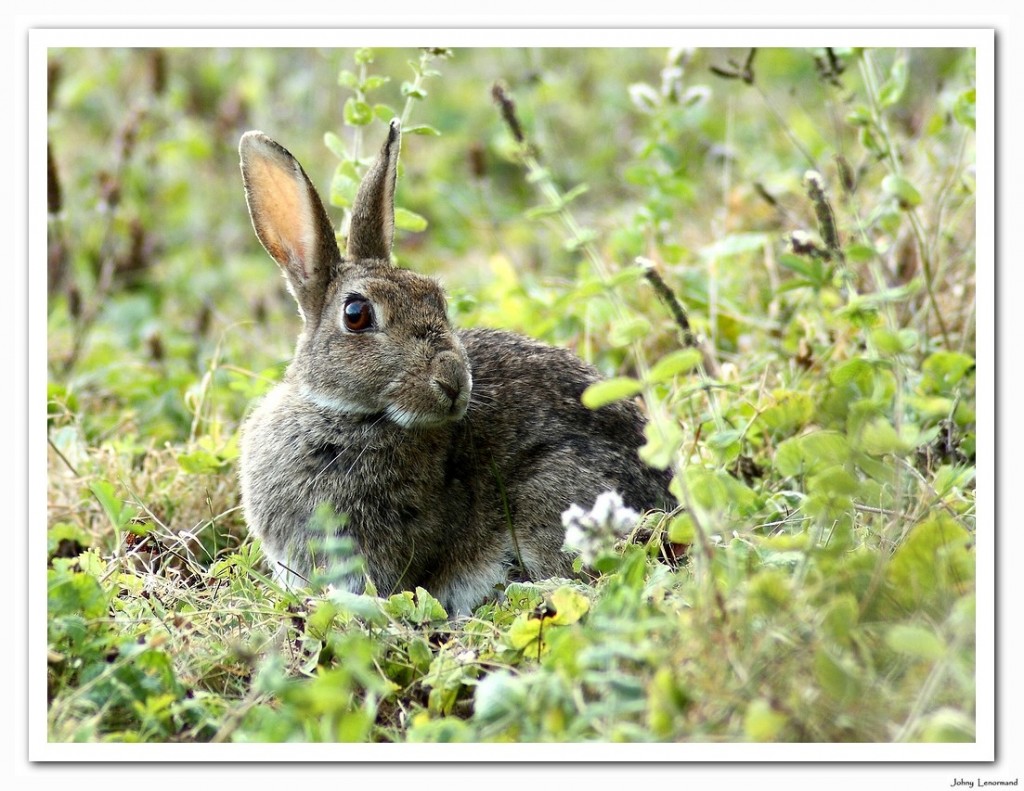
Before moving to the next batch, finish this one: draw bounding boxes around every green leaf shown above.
[323,131,348,160]
[383,591,416,620]
[887,514,975,611]
[330,171,358,208]
[858,417,916,456]
[608,316,651,347]
[581,377,644,409]
[886,624,946,660]
[878,55,908,108]
[384,588,448,624]
[343,97,373,126]
[859,125,885,157]
[48,567,109,619]
[905,394,955,420]
[807,465,860,497]
[758,392,815,436]
[921,351,975,395]
[667,513,695,544]
[744,699,788,742]
[823,594,859,642]
[563,229,598,252]
[775,431,850,477]
[548,587,590,625]
[394,207,428,232]
[472,670,523,724]
[523,186,590,221]
[647,348,702,383]
[814,649,860,702]
[177,448,225,474]
[305,601,338,641]
[954,88,976,130]
[560,183,590,205]
[882,174,922,209]
[361,75,389,92]
[845,243,877,263]
[747,569,791,615]
[829,358,873,386]
[524,203,562,220]
[844,280,921,310]
[412,587,449,623]
[329,589,388,626]
[337,69,358,88]
[507,614,543,651]
[47,522,89,557]
[639,417,684,470]
[682,467,758,515]
[404,124,442,136]
[406,717,474,743]
[778,252,826,284]
[706,428,743,451]
[88,480,135,530]
[917,709,975,742]
[932,465,976,498]
[373,104,398,123]
[401,81,427,99]
[608,263,647,287]
[335,158,359,180]
[407,638,434,674]
[846,104,873,126]
[870,327,917,355]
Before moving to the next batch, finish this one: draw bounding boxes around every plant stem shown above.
[859,51,952,348]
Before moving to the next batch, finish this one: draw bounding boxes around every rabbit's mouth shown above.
[384,381,471,429]
[384,401,467,429]
[379,362,472,429]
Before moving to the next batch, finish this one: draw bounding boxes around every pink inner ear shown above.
[246,154,315,281]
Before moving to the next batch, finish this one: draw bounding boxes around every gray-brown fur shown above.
[238,121,671,615]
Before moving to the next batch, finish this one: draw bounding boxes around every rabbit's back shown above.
[459,327,672,550]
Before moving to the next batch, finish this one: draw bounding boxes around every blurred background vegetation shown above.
[46,46,977,744]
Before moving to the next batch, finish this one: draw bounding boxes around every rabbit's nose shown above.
[435,378,461,404]
[432,349,470,414]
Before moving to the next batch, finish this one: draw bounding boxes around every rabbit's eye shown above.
[342,297,375,332]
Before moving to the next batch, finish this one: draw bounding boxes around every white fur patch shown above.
[299,384,378,416]
[384,403,432,429]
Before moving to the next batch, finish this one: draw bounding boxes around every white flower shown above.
[561,491,641,564]
[628,83,661,114]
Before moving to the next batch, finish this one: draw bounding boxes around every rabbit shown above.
[237,119,672,615]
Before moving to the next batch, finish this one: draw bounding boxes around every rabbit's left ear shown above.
[347,118,401,262]
[239,131,340,325]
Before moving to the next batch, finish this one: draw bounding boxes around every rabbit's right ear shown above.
[346,118,401,262]
[239,132,340,325]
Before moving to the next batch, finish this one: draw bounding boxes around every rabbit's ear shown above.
[347,119,401,262]
[239,131,340,324]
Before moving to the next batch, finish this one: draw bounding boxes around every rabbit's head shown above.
[239,121,471,429]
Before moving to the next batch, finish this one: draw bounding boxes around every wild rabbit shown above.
[238,119,671,615]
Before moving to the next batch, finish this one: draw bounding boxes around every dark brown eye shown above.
[342,297,374,332]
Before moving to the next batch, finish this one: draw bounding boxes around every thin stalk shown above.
[859,51,952,348]
[399,50,435,127]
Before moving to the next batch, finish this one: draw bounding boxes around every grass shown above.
[45,45,977,745]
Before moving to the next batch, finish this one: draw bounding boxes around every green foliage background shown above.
[46,46,977,744]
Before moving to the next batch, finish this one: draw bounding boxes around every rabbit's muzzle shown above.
[384,346,472,430]
[431,349,472,417]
